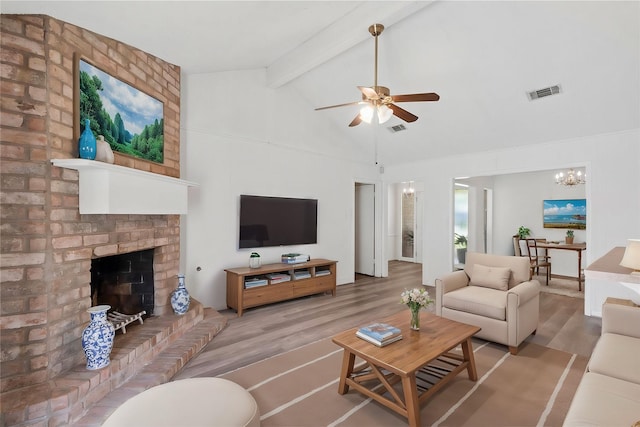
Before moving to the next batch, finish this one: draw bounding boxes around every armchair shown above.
[435,252,541,355]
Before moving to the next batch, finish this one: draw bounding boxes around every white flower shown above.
[400,287,434,310]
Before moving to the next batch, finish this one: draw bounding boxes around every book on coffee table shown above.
[356,330,403,347]
[356,323,402,346]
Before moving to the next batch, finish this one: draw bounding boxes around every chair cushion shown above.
[464,252,530,288]
[442,286,507,320]
[469,264,511,291]
[588,333,640,384]
[563,372,640,427]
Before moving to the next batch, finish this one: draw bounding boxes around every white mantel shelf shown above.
[51,159,199,215]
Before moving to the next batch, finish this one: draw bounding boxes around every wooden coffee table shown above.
[332,310,480,427]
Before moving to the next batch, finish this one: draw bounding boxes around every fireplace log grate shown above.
[108,310,146,334]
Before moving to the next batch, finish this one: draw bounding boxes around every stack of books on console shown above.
[244,277,268,289]
[356,323,403,347]
[281,253,310,264]
[293,270,311,280]
[266,273,291,284]
[315,269,331,277]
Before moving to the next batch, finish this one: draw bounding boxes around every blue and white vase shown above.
[81,305,115,370]
[171,274,190,315]
[78,118,97,160]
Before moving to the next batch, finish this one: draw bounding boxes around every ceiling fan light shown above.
[377,105,393,124]
[360,105,374,124]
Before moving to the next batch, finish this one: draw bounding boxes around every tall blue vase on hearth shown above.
[78,118,97,160]
[171,274,191,315]
[81,305,115,370]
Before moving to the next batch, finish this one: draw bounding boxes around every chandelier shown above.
[402,181,415,194]
[555,169,586,186]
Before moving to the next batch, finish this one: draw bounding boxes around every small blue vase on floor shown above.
[78,118,97,160]
[171,274,191,315]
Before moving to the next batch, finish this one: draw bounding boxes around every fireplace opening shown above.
[91,248,155,317]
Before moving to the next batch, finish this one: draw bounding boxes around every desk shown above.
[537,242,587,291]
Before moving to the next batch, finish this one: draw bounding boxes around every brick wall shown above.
[1,15,182,394]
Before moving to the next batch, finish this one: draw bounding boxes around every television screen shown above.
[239,195,318,249]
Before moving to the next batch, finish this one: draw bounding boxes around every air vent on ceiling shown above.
[388,124,406,133]
[528,84,561,100]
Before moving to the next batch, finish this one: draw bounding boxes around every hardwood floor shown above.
[174,261,601,380]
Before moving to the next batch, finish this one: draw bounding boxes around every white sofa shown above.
[563,301,640,426]
[435,252,540,355]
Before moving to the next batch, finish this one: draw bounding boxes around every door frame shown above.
[398,189,420,262]
[353,179,384,279]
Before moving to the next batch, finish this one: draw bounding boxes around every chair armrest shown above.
[602,302,640,338]
[507,280,540,306]
[435,270,469,294]
[435,270,469,316]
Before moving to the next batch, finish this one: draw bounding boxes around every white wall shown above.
[492,169,586,276]
[180,69,379,310]
[179,67,640,308]
[383,128,640,287]
[492,170,586,253]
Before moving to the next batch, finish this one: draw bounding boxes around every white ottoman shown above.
[102,378,260,427]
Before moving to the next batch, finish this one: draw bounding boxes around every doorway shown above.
[399,183,419,262]
[454,177,495,262]
[355,183,375,276]
[454,183,469,267]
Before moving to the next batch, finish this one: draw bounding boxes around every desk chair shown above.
[513,235,522,256]
[525,238,551,285]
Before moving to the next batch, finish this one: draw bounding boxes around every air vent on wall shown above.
[528,84,561,100]
[388,124,406,133]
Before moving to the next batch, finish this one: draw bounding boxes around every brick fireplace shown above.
[0,14,196,424]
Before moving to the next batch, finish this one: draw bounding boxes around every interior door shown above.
[355,183,375,276]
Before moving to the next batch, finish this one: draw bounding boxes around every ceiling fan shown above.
[315,23,440,127]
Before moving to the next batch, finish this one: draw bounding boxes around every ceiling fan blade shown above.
[348,114,362,127]
[389,104,418,123]
[391,93,440,103]
[358,86,379,100]
[315,101,361,111]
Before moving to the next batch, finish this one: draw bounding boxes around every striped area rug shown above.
[219,337,588,426]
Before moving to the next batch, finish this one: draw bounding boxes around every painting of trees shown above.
[78,60,164,163]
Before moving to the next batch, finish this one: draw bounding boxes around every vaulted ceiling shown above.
[3,1,639,166]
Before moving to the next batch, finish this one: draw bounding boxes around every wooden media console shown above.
[225,258,337,316]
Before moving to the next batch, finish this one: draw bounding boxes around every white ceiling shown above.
[3,1,639,166]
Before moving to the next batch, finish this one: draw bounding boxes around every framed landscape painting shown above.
[543,199,586,230]
[75,56,164,164]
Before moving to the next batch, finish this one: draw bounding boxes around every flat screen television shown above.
[239,195,318,249]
